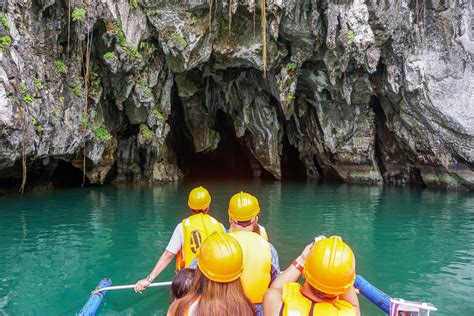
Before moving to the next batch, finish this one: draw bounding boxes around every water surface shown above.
[0,182,473,315]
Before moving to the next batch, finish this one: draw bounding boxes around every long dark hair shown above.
[168,269,254,316]
[171,268,195,301]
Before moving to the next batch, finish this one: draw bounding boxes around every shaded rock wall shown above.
[0,0,472,191]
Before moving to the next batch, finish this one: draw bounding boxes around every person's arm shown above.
[134,250,175,293]
[263,243,314,315]
[134,224,182,293]
[340,286,361,316]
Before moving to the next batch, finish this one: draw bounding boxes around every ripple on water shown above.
[0,184,473,315]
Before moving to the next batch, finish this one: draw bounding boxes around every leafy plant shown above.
[137,81,151,96]
[0,13,9,31]
[103,51,116,59]
[95,126,112,142]
[113,19,142,59]
[34,78,43,90]
[21,83,27,94]
[286,91,294,102]
[139,42,156,56]
[287,63,297,72]
[347,30,356,45]
[170,32,187,46]
[89,75,102,97]
[129,0,138,9]
[23,94,34,105]
[140,124,154,139]
[72,8,87,22]
[55,60,67,73]
[153,110,165,121]
[0,35,12,52]
[68,81,83,97]
[79,112,88,127]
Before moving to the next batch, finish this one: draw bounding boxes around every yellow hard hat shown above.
[197,232,243,283]
[188,186,211,210]
[228,192,261,221]
[304,236,356,295]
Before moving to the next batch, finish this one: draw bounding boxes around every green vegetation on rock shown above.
[0,13,9,31]
[79,113,88,127]
[103,51,116,59]
[137,81,152,96]
[23,94,34,105]
[55,60,67,73]
[68,81,83,97]
[0,35,12,52]
[20,83,33,105]
[139,42,156,56]
[89,75,101,97]
[113,19,142,59]
[347,30,356,45]
[287,63,297,72]
[170,32,187,46]
[95,126,112,142]
[140,124,154,139]
[129,0,138,9]
[286,91,294,102]
[34,78,43,91]
[72,8,87,22]
[153,110,165,121]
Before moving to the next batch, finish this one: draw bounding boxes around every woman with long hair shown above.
[167,232,254,316]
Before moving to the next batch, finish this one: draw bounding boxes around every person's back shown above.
[134,186,224,293]
[264,236,360,316]
[228,231,272,304]
[168,232,254,316]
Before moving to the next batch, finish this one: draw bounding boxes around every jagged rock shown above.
[0,0,471,192]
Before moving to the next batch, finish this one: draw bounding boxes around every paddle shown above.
[92,281,172,294]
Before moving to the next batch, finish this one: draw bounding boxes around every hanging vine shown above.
[261,0,267,77]
[81,2,93,187]
[228,0,232,36]
[67,0,71,53]
[253,0,256,38]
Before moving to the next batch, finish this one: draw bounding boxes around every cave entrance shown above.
[281,134,307,181]
[169,90,257,180]
[51,159,91,188]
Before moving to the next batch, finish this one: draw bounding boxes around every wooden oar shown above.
[92,281,172,294]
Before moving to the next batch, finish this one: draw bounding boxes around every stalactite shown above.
[261,0,267,77]
[208,0,213,29]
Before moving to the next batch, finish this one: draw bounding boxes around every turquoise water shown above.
[0,182,473,315]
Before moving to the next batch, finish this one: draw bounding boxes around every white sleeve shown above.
[165,223,183,255]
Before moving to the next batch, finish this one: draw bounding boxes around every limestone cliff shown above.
[0,0,472,192]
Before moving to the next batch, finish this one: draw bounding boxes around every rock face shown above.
[0,0,472,192]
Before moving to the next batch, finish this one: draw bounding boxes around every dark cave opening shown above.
[281,135,307,180]
[51,159,91,188]
[169,88,258,181]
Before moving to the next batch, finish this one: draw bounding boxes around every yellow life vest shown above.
[282,283,356,316]
[181,213,224,268]
[228,231,272,304]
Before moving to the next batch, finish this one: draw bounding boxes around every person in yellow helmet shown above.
[134,186,225,293]
[228,191,268,240]
[227,192,280,316]
[263,236,361,316]
[167,232,254,316]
